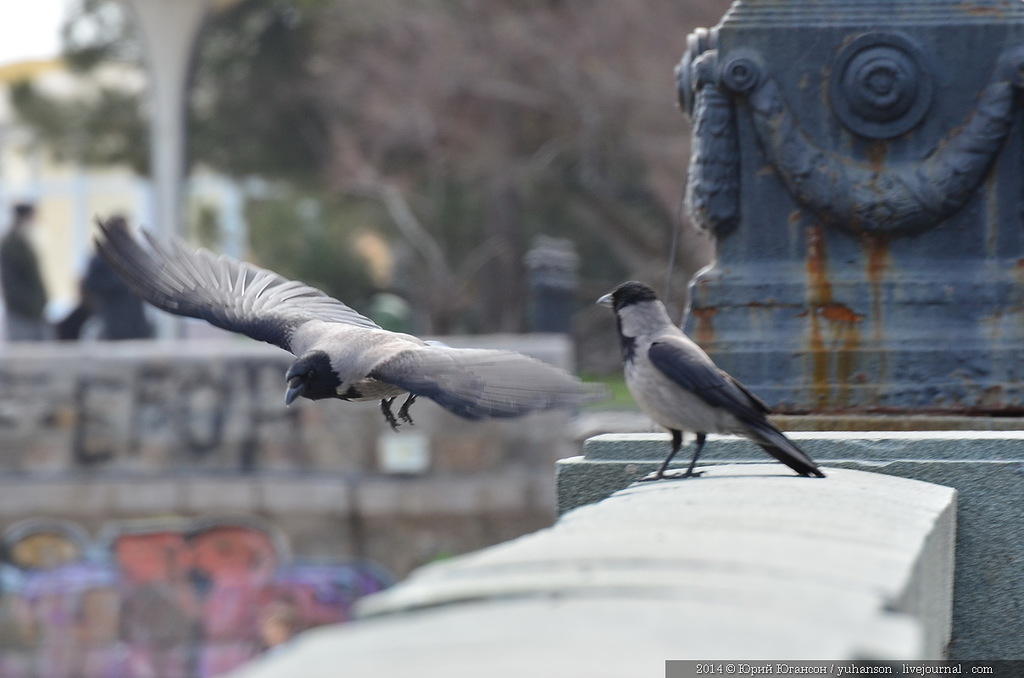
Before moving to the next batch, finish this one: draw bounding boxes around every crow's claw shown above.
[397,394,417,425]
[380,397,400,431]
[639,469,704,482]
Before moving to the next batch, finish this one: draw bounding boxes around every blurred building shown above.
[0,58,246,325]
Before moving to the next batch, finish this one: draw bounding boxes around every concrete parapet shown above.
[0,336,577,576]
[0,336,574,474]
[558,432,1023,659]
[231,465,956,677]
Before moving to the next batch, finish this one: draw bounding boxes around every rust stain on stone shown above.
[865,141,888,176]
[819,303,864,324]
[805,226,863,409]
[957,2,1004,17]
[806,226,831,409]
[865,236,889,280]
[692,307,717,348]
[805,226,832,306]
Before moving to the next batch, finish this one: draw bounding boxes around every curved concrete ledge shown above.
[560,431,1023,658]
[232,465,956,677]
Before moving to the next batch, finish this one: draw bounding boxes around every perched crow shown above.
[598,281,825,480]
[95,217,602,428]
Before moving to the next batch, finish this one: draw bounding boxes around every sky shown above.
[0,0,70,67]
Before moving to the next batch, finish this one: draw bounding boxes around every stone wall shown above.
[0,335,578,572]
[0,335,579,676]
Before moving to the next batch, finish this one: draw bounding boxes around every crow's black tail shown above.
[746,421,825,478]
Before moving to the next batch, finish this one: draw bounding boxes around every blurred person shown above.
[80,250,154,340]
[54,295,91,340]
[56,220,155,341]
[0,203,49,341]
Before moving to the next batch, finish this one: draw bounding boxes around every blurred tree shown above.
[316,0,724,335]
[189,0,331,184]
[14,0,329,183]
[9,80,148,172]
[11,0,727,349]
[245,188,375,309]
[11,0,366,305]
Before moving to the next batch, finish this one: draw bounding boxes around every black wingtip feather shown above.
[92,216,385,350]
[748,422,826,478]
[370,348,605,421]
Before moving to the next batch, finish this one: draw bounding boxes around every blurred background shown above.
[0,0,725,675]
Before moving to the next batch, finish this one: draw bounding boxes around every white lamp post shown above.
[127,0,209,238]
[126,0,209,338]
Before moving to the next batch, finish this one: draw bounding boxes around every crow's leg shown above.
[397,394,418,425]
[640,429,682,481]
[681,432,707,478]
[640,431,705,482]
[380,397,400,431]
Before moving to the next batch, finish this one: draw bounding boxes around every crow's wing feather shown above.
[647,340,767,425]
[721,371,770,414]
[647,339,823,477]
[370,347,605,420]
[94,217,380,352]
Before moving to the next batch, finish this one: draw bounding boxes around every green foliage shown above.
[189,0,330,183]
[8,80,148,173]
[245,189,376,310]
[61,0,141,71]
[13,0,328,184]
[9,0,711,345]
[581,374,638,411]
[191,202,222,249]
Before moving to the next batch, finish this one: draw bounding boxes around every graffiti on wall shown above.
[0,517,392,678]
[0,358,308,472]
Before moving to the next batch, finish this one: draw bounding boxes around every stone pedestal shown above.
[679,1,1024,412]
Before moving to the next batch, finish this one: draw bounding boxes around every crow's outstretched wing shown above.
[94,217,380,352]
[648,338,824,477]
[370,347,606,420]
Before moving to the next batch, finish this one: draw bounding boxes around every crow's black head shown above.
[284,350,341,404]
[598,281,659,312]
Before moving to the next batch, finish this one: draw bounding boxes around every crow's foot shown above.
[397,394,417,425]
[638,469,704,482]
[380,397,400,431]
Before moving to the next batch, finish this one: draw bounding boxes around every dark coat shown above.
[0,229,47,319]
[82,254,153,340]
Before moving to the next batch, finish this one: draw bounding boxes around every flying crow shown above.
[95,217,602,428]
[598,281,825,480]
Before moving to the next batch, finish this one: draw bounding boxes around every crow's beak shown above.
[596,293,613,307]
[284,376,305,406]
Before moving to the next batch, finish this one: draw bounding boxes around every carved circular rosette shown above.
[829,32,933,140]
[719,55,761,94]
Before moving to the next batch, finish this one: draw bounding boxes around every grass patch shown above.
[582,374,638,411]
